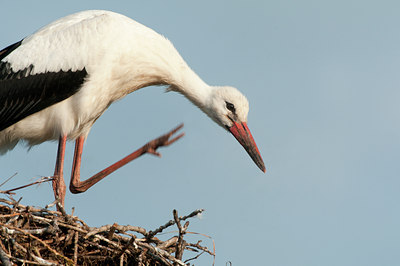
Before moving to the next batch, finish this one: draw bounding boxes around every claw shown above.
[165,132,185,146]
[147,148,162,157]
[145,123,184,156]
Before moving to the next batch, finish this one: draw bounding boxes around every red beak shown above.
[228,121,266,172]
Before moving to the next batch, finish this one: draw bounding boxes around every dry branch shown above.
[0,176,53,194]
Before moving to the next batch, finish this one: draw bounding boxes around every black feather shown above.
[0,40,23,61]
[0,68,87,131]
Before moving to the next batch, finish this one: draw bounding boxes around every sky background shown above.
[1,1,400,265]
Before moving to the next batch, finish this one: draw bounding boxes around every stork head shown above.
[205,86,266,172]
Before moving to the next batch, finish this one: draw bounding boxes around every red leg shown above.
[52,136,67,207]
[69,124,184,194]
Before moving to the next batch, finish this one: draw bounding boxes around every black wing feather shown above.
[0,59,87,131]
[0,40,23,61]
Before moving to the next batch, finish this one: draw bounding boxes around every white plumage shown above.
[0,10,265,205]
[2,11,189,148]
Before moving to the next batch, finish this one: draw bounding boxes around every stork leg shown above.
[69,124,184,194]
[52,136,67,207]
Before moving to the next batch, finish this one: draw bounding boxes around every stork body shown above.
[0,10,265,206]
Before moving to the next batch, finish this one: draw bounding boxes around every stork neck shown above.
[171,67,212,110]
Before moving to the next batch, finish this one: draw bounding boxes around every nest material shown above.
[0,197,214,265]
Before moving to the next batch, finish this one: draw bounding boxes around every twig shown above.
[1,176,53,194]
[148,209,204,239]
[0,213,20,219]
[184,251,205,264]
[120,253,124,266]
[85,224,148,239]
[56,200,73,223]
[92,234,133,255]
[83,239,116,254]
[0,190,15,195]
[157,236,178,250]
[30,215,87,234]
[186,241,214,256]
[7,257,55,265]
[1,198,60,217]
[136,241,182,266]
[115,236,135,258]
[138,249,146,266]
[74,231,79,265]
[107,223,118,240]
[45,199,58,209]
[181,209,205,221]
[173,209,187,262]
[183,231,216,265]
[0,172,18,188]
[2,225,56,235]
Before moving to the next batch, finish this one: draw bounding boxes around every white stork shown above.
[0,10,265,206]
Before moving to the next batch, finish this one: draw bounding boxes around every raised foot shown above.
[145,124,185,157]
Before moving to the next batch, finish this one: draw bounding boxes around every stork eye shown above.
[225,101,236,113]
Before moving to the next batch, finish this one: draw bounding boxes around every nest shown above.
[0,196,215,265]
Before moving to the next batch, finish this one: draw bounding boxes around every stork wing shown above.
[0,60,87,131]
[0,11,118,131]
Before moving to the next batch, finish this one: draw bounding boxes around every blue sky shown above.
[1,1,400,265]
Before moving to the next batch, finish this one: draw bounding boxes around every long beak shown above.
[228,121,266,172]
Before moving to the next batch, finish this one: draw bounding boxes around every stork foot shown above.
[144,123,185,157]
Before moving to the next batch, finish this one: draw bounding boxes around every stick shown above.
[116,236,135,258]
[1,177,53,193]
[173,210,186,262]
[147,209,204,239]
[85,224,148,239]
[74,231,79,265]
[0,172,18,188]
[107,223,118,240]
